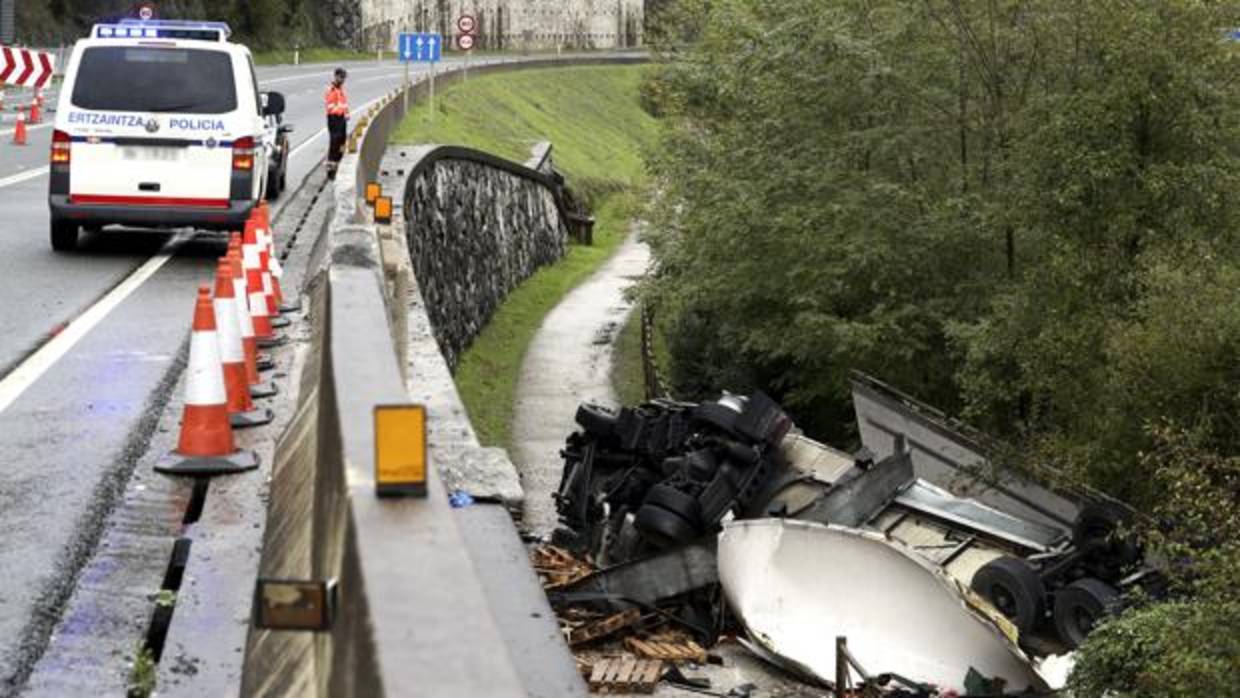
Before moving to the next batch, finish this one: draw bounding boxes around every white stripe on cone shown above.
[187,330,228,406]
[213,296,244,364]
[232,276,256,338]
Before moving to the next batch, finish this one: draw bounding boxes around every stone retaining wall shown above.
[400,145,570,369]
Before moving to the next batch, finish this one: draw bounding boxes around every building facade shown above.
[336,0,644,52]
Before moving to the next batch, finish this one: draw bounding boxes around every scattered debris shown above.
[538,380,1157,695]
[625,632,708,663]
[531,545,595,590]
[570,608,644,647]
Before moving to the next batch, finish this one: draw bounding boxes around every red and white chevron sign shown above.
[0,47,55,89]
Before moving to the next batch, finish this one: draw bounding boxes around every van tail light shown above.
[232,136,255,171]
[51,129,71,165]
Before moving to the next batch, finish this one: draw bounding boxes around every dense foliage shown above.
[643,1,1240,693]
[15,0,328,48]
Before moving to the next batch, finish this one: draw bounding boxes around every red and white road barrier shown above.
[155,285,259,476]
[0,47,55,89]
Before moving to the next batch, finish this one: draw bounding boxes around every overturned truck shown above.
[550,372,1160,692]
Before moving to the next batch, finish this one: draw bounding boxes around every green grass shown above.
[393,65,656,201]
[454,194,637,447]
[393,64,657,449]
[612,307,647,407]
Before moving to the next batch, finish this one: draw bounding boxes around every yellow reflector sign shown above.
[375,195,393,225]
[365,181,381,205]
[374,404,427,497]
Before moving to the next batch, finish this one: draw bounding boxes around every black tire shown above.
[634,484,703,548]
[970,556,1046,635]
[266,167,283,200]
[575,403,619,439]
[50,220,79,252]
[1054,578,1119,649]
[642,483,703,525]
[1074,502,1141,578]
[691,401,740,437]
[633,503,699,548]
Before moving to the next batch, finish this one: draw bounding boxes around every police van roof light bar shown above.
[93,19,231,41]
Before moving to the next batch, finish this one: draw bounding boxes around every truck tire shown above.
[51,220,79,252]
[575,403,619,439]
[1054,578,1119,649]
[970,556,1046,635]
[1074,502,1141,579]
[634,484,702,548]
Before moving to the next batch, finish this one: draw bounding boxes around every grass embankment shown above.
[391,65,655,449]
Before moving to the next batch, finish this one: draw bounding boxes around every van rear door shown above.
[66,45,237,208]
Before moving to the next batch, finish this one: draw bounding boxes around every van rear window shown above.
[71,47,236,114]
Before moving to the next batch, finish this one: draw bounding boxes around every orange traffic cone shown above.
[258,202,302,314]
[228,239,278,398]
[214,258,273,428]
[247,213,289,329]
[29,99,40,125]
[12,110,27,146]
[242,223,285,347]
[155,286,259,475]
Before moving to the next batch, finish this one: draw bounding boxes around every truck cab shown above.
[48,20,284,251]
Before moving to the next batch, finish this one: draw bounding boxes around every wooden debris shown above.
[624,634,708,664]
[569,608,643,647]
[531,545,595,589]
[588,656,664,694]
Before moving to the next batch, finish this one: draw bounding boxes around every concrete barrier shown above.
[243,55,646,696]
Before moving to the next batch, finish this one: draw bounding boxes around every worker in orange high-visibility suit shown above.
[325,67,349,180]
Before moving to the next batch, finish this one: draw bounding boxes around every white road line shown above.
[0,121,53,138]
[0,234,186,416]
[262,64,405,86]
[0,166,49,190]
[288,94,389,159]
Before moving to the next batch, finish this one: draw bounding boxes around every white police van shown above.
[49,20,290,251]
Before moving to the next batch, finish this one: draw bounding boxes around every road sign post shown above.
[399,32,442,122]
[457,15,477,83]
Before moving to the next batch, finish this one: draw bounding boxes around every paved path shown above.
[511,230,650,535]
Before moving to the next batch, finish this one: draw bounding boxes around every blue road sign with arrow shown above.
[399,32,442,63]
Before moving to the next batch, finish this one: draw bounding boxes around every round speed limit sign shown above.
[457,15,477,34]
[457,34,477,51]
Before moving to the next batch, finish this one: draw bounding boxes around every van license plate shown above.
[122,147,182,162]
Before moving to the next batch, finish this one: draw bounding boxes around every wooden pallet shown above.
[531,545,595,589]
[587,656,664,694]
[623,635,708,664]
[568,608,643,647]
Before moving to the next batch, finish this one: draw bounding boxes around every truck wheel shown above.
[633,503,698,548]
[634,484,702,547]
[1054,578,1119,649]
[51,220,79,252]
[970,556,1046,635]
[1074,502,1141,579]
[575,403,619,439]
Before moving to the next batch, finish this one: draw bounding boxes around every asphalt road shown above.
[0,54,486,693]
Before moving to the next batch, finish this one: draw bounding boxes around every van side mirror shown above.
[261,91,286,117]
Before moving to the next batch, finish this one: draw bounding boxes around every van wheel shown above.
[51,220,79,252]
[266,171,282,200]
